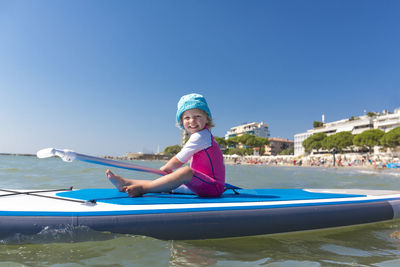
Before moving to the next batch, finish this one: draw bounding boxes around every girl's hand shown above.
[160,156,183,174]
[160,165,173,174]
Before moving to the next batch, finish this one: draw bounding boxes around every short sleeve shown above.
[176,129,212,163]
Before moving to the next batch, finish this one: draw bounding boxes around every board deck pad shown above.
[57,189,366,205]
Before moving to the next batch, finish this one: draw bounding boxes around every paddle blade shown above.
[37,148,56,158]
[36,148,77,162]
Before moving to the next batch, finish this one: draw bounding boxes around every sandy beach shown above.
[224,153,400,171]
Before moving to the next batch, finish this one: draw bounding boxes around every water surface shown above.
[1,155,400,266]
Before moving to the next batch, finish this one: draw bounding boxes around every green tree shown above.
[380,127,400,148]
[226,147,248,156]
[353,129,385,153]
[280,148,294,155]
[349,116,359,121]
[214,137,227,147]
[163,145,181,155]
[255,136,270,146]
[322,131,354,152]
[313,121,324,128]
[226,136,240,148]
[224,134,269,155]
[302,133,327,153]
[237,134,253,147]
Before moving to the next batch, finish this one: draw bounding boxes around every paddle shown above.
[36,148,167,175]
[36,148,241,191]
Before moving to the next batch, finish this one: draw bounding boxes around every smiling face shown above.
[181,109,208,134]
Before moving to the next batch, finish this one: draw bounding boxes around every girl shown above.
[106,93,225,197]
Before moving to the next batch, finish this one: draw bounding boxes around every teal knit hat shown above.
[176,93,212,127]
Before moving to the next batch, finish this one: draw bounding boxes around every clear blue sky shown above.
[1,0,399,156]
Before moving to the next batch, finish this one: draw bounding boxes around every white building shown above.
[294,107,400,156]
[294,132,313,156]
[225,122,269,139]
[374,109,400,132]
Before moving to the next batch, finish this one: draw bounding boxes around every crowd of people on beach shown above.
[223,153,400,169]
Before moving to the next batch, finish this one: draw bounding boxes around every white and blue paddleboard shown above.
[1,187,400,240]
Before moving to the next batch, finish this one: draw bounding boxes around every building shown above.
[374,109,400,132]
[225,122,269,139]
[294,132,313,156]
[294,107,400,156]
[265,137,294,156]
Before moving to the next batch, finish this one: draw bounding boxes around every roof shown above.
[269,137,294,143]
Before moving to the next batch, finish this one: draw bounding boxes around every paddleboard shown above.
[1,187,400,240]
[387,163,400,168]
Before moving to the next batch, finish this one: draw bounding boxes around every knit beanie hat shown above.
[176,93,212,127]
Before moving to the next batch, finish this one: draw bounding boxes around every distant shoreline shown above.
[2,152,399,171]
[0,153,171,161]
[223,153,400,171]
[0,153,36,157]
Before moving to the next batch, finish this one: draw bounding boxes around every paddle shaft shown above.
[37,148,240,189]
[75,153,167,176]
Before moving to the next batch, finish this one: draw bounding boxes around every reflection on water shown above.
[170,222,400,266]
[0,226,118,245]
[1,221,400,266]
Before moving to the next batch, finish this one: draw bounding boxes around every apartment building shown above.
[294,107,400,156]
[225,122,269,139]
[265,137,294,156]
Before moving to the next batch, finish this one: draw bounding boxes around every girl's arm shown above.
[160,156,184,173]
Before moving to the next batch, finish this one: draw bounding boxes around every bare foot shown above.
[106,169,134,192]
[124,184,145,197]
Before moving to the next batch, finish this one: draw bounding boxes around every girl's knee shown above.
[178,166,193,182]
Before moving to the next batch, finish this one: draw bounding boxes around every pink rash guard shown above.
[176,128,225,197]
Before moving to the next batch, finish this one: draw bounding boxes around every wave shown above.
[0,225,119,244]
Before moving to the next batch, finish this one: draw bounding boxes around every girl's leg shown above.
[186,169,225,197]
[124,166,193,197]
[106,169,149,192]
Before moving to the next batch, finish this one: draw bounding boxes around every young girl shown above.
[106,93,226,197]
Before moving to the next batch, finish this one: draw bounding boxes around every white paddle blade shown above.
[37,148,77,162]
[36,148,56,158]
[57,149,77,162]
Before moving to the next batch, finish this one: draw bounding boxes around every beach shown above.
[224,153,400,170]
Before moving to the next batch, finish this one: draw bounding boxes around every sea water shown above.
[1,154,400,266]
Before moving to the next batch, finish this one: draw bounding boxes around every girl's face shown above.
[182,109,208,134]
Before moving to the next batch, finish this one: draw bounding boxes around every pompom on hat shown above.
[176,93,212,128]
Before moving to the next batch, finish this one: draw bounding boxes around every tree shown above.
[380,127,400,148]
[239,134,269,147]
[226,136,239,148]
[214,137,227,148]
[163,145,181,155]
[224,134,269,155]
[353,129,384,153]
[237,134,253,147]
[313,121,324,128]
[280,148,294,155]
[302,133,327,153]
[226,147,248,156]
[322,131,354,152]
[349,116,359,121]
